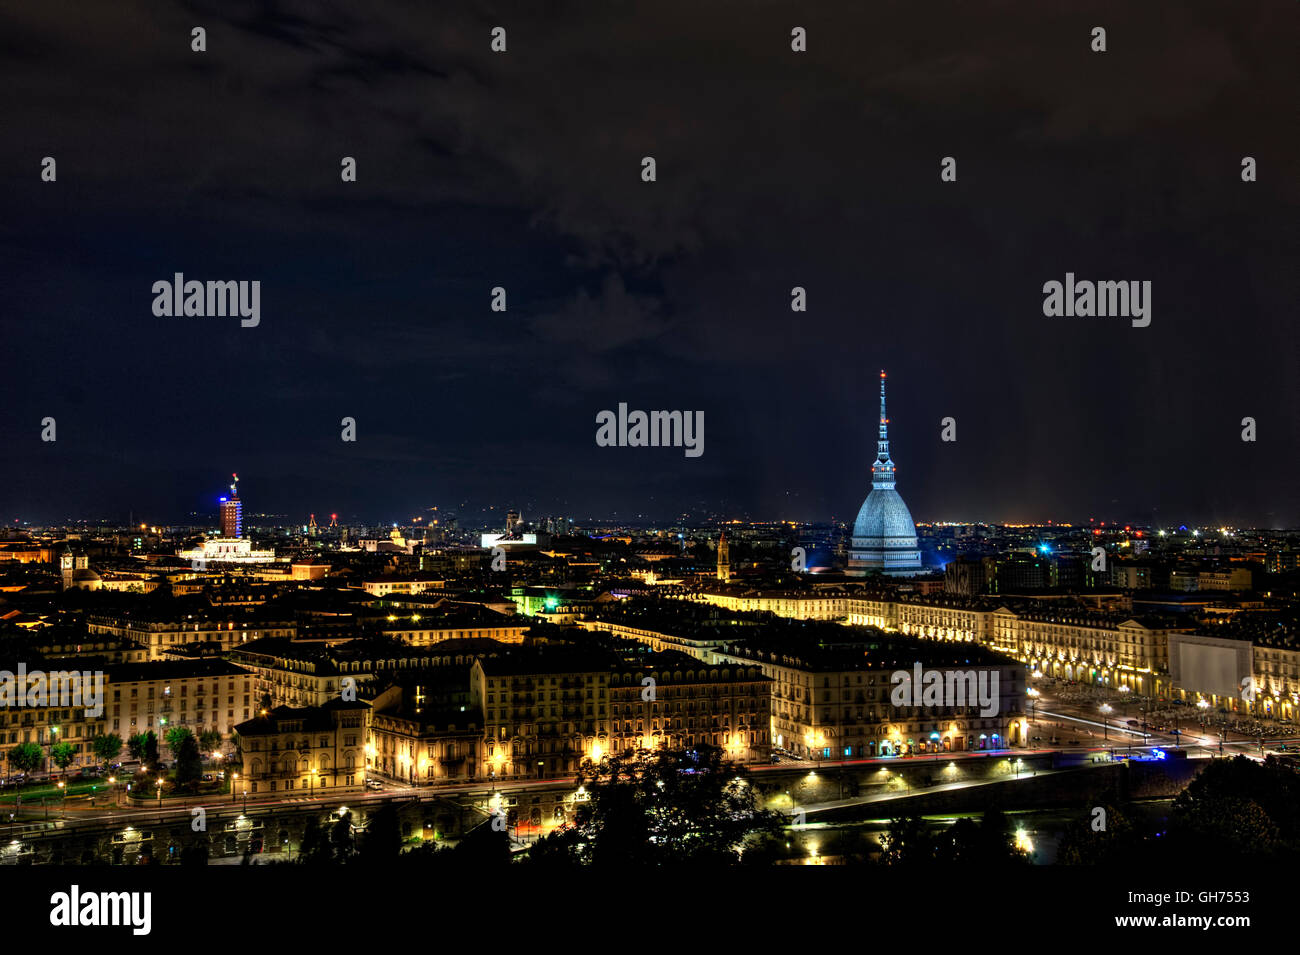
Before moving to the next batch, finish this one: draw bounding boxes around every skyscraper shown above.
[219,473,243,538]
[848,372,922,575]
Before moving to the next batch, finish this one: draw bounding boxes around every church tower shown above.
[716,531,731,582]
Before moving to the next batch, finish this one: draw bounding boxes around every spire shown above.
[230,473,239,499]
[872,370,896,489]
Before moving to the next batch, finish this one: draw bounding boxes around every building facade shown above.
[710,637,1026,759]
[235,699,370,795]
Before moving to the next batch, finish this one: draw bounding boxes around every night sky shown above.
[2,1,1297,527]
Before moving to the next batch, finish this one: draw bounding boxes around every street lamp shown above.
[108,775,117,808]
[1100,703,1113,742]
[231,772,239,804]
[156,777,163,808]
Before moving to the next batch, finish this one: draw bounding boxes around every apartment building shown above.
[607,651,771,762]
[235,698,370,795]
[711,634,1026,759]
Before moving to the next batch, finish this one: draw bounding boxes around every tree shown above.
[525,745,783,865]
[880,810,1031,866]
[394,821,514,868]
[164,726,193,756]
[357,803,403,864]
[173,733,203,789]
[7,742,43,776]
[878,815,936,865]
[1056,801,1146,865]
[50,741,76,776]
[1171,793,1281,861]
[127,733,147,763]
[329,810,357,863]
[198,729,223,759]
[91,733,123,767]
[1166,755,1295,861]
[181,840,210,866]
[127,731,159,767]
[296,817,331,865]
[297,811,360,865]
[973,807,1033,864]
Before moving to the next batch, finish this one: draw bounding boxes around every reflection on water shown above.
[750,799,1174,865]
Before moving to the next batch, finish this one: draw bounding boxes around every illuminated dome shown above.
[848,371,922,576]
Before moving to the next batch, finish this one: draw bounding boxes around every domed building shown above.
[69,568,103,591]
[848,371,923,576]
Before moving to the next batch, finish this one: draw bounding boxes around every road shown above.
[1028,681,1300,760]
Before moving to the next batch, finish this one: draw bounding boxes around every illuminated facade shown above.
[473,654,610,780]
[711,638,1026,758]
[367,685,481,784]
[607,653,771,762]
[178,537,277,565]
[219,473,242,538]
[235,698,370,795]
[681,589,1196,699]
[104,659,254,741]
[471,648,774,778]
[87,611,294,661]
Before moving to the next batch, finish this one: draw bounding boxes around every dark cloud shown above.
[0,0,1296,525]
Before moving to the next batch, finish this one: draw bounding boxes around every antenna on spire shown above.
[873,370,896,489]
